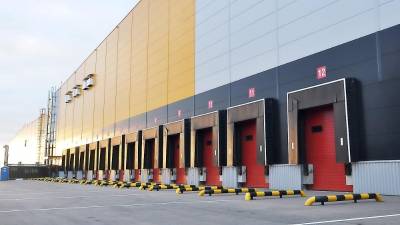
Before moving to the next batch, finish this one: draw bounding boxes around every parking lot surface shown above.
[0,180,399,225]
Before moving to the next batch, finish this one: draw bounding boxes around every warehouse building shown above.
[55,0,400,194]
[7,109,48,165]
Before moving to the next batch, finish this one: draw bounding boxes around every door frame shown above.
[287,78,360,164]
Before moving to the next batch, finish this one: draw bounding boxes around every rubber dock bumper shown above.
[245,190,306,200]
[304,193,383,206]
[176,186,224,194]
[199,188,258,196]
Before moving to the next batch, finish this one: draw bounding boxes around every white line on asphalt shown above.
[0,193,142,201]
[0,190,103,196]
[291,213,400,225]
[0,199,238,213]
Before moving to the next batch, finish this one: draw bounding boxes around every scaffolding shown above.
[36,108,47,164]
[45,87,58,165]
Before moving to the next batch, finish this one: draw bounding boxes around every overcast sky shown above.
[0,0,139,146]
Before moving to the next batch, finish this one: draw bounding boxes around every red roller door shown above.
[134,169,140,182]
[202,129,221,186]
[172,135,186,184]
[305,105,352,191]
[119,170,124,181]
[149,140,160,183]
[240,120,267,188]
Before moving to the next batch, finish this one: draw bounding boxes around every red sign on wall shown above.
[177,109,182,118]
[316,66,327,80]
[208,100,213,109]
[248,87,256,98]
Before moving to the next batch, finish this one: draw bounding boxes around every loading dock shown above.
[226,99,276,188]
[98,140,110,181]
[87,142,97,181]
[141,126,163,183]
[190,111,226,186]
[77,145,87,180]
[124,131,142,182]
[110,136,124,181]
[61,150,67,178]
[67,148,78,179]
[162,119,190,185]
[287,78,360,191]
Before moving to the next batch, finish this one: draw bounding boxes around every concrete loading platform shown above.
[1,180,400,225]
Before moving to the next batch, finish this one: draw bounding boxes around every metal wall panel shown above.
[81,52,97,143]
[141,169,149,183]
[380,0,400,30]
[129,0,149,131]
[103,29,119,138]
[146,0,169,112]
[194,0,400,94]
[229,0,277,82]
[269,164,302,190]
[186,167,200,185]
[115,12,133,135]
[161,168,172,184]
[55,85,67,154]
[222,166,238,188]
[353,161,400,195]
[72,65,85,146]
[92,42,107,141]
[278,0,378,66]
[195,0,230,94]
[64,74,76,149]
[168,0,195,104]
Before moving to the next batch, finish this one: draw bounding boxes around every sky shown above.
[0,0,139,146]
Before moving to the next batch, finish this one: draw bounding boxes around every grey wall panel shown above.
[195,0,230,94]
[196,0,229,26]
[187,167,200,185]
[196,36,229,66]
[196,65,230,94]
[353,161,400,195]
[230,33,277,82]
[167,97,194,122]
[222,166,238,188]
[230,0,275,34]
[379,0,400,30]
[140,169,149,183]
[278,0,296,9]
[269,164,302,190]
[161,168,171,184]
[196,0,212,10]
[277,0,337,28]
[278,0,378,66]
[195,0,400,95]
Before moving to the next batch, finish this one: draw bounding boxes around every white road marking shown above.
[0,190,103,196]
[0,199,238,213]
[291,213,400,225]
[0,193,141,201]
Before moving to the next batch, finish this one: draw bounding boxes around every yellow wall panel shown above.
[55,83,67,154]
[64,73,76,148]
[115,12,133,135]
[130,0,149,117]
[103,29,119,138]
[168,0,195,104]
[72,65,85,146]
[56,0,196,147]
[147,0,169,111]
[81,51,97,143]
[92,42,107,141]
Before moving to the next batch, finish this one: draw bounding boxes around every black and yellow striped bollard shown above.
[304,193,383,206]
[199,188,258,196]
[245,190,306,200]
